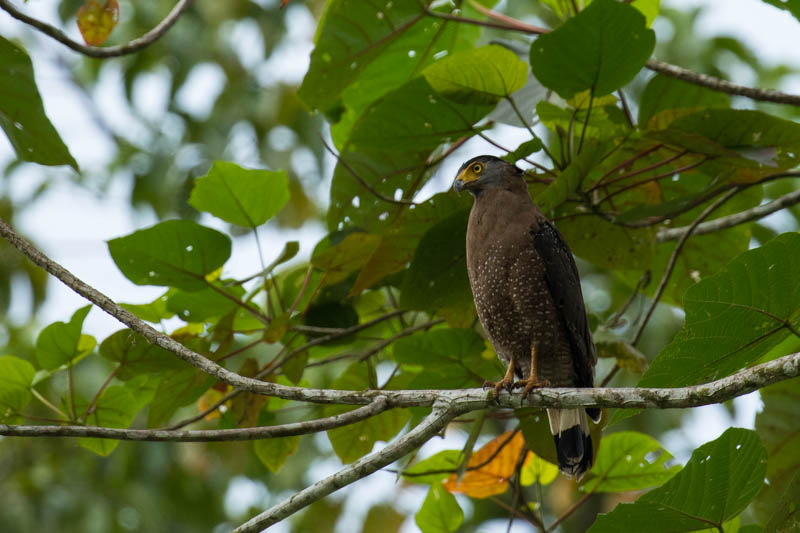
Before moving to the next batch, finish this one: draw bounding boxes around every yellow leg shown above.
[483,358,516,397]
[515,343,550,399]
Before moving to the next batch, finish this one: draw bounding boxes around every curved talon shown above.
[483,377,515,400]
[516,378,551,400]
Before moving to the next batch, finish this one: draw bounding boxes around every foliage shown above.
[1,0,800,532]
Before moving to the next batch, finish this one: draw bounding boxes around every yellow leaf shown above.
[197,387,226,420]
[520,452,558,486]
[443,431,526,499]
[76,0,119,46]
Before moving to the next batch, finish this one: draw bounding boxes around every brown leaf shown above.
[77,0,119,46]
[443,430,527,498]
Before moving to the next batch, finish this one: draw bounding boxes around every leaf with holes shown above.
[638,232,800,390]
[328,75,494,232]
[189,161,289,228]
[423,45,528,105]
[581,431,681,493]
[530,0,655,98]
[753,379,800,525]
[589,428,767,532]
[108,220,231,291]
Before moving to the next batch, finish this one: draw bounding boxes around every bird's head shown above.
[453,155,524,196]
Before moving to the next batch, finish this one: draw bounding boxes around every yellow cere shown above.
[456,162,483,184]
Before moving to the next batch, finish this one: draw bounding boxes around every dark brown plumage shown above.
[454,155,600,480]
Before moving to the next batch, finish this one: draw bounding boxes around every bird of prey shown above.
[454,155,600,479]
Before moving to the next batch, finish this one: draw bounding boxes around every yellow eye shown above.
[472,163,483,173]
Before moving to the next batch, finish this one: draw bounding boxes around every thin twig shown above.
[232,402,458,533]
[1,398,389,442]
[0,0,194,58]
[646,59,800,107]
[319,136,416,206]
[632,188,741,345]
[657,188,800,242]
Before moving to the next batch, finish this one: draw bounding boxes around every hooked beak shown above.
[453,178,466,193]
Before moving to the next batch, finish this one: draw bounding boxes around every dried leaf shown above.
[443,431,526,498]
[77,0,119,46]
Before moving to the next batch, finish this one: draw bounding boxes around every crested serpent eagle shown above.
[454,155,600,480]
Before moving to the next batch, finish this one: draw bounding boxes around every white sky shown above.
[0,1,793,531]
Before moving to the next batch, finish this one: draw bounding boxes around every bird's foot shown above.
[483,377,515,400]
[514,378,551,400]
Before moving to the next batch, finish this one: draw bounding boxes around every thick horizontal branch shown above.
[657,188,800,242]
[0,398,388,442]
[1,217,799,412]
[0,0,192,58]
[232,402,459,533]
[646,59,800,107]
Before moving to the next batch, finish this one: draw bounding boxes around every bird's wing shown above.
[531,219,596,388]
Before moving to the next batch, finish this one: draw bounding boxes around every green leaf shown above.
[520,453,558,486]
[638,74,729,127]
[350,192,471,295]
[299,0,481,116]
[761,0,800,22]
[98,330,184,380]
[327,76,494,232]
[147,366,215,428]
[638,232,800,390]
[0,355,36,419]
[35,305,93,370]
[189,161,289,228]
[502,138,544,163]
[415,484,463,533]
[753,379,800,525]
[403,450,462,484]
[557,215,656,270]
[120,292,174,323]
[80,376,158,456]
[530,0,655,98]
[254,435,301,473]
[166,283,245,322]
[394,329,497,388]
[632,0,660,26]
[311,232,383,285]
[399,209,475,326]
[108,220,231,291]
[423,44,528,105]
[0,36,77,169]
[764,470,800,533]
[589,428,767,532]
[582,431,681,493]
[665,109,800,170]
[324,363,410,463]
[534,141,608,213]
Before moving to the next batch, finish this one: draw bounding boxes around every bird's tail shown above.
[547,408,593,480]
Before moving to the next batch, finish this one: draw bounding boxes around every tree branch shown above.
[0,398,388,442]
[0,0,193,58]
[232,401,459,533]
[657,188,800,242]
[646,59,800,107]
[632,188,740,345]
[1,216,799,412]
[457,5,800,108]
